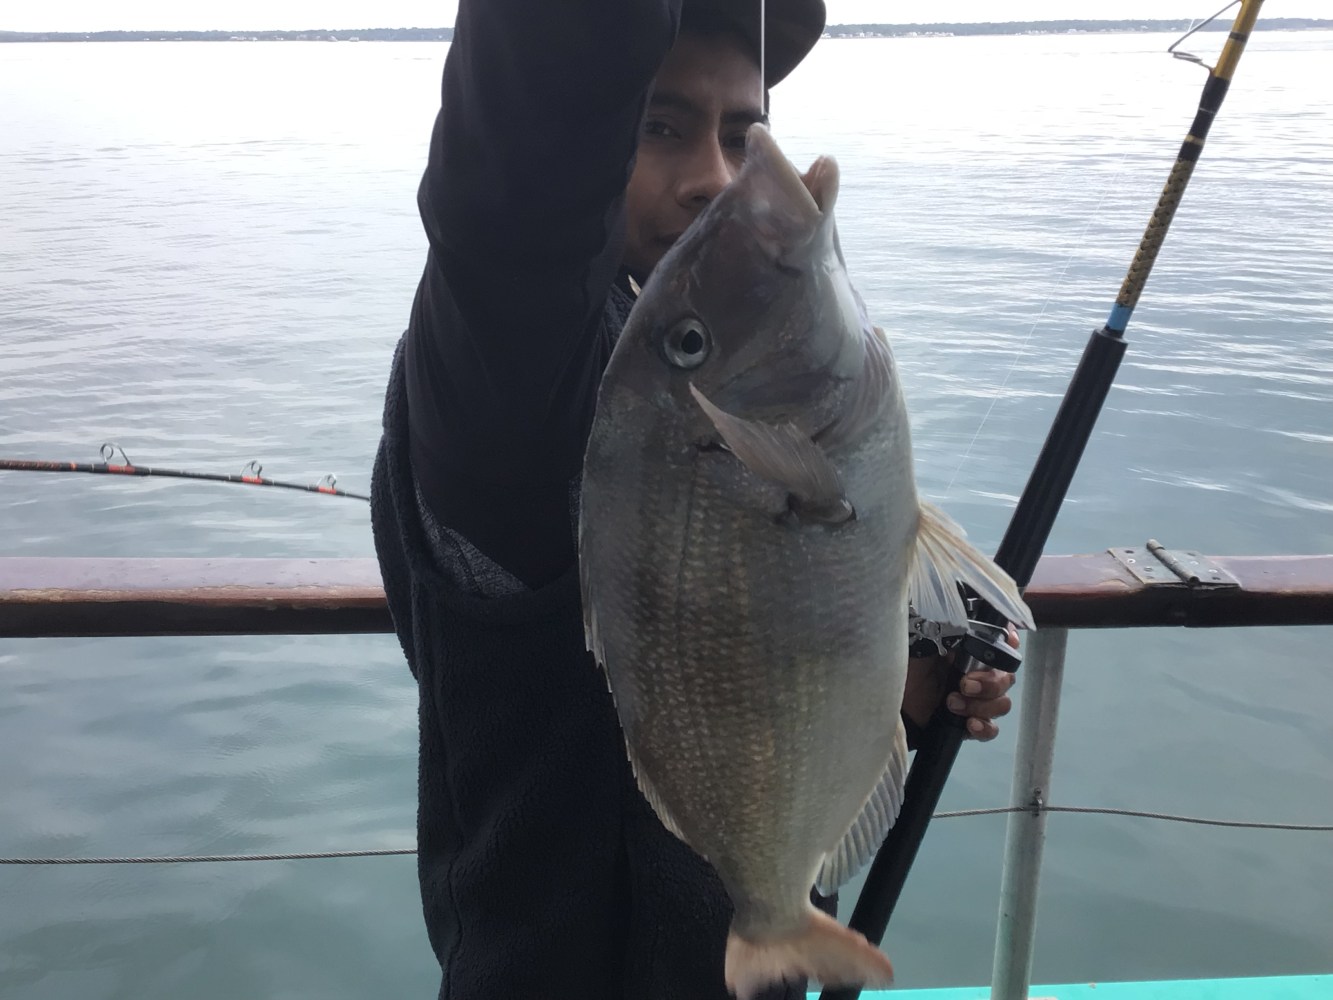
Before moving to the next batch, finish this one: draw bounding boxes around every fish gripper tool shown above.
[908,602,1022,672]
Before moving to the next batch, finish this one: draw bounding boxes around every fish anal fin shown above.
[816,718,910,896]
[623,740,689,844]
[910,500,1035,631]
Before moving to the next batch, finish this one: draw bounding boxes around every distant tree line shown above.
[0,28,455,42]
[823,18,1331,37]
[2,19,1330,43]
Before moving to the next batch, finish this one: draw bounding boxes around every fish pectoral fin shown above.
[816,718,910,896]
[690,384,850,522]
[815,322,894,454]
[909,501,1036,631]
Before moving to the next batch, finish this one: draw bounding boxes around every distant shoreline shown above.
[3,19,1332,43]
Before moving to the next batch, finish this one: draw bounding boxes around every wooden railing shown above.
[1,547,1331,638]
[4,545,1331,1000]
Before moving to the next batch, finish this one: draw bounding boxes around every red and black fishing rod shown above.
[0,443,370,502]
[823,3,1267,996]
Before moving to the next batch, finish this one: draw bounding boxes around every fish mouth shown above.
[742,123,824,218]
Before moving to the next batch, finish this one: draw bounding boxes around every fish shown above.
[578,122,1034,999]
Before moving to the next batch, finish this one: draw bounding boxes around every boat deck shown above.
[842,975,1328,999]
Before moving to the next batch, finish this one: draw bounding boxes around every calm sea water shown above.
[1,30,1331,998]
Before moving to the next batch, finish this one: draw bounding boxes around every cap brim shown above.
[688,0,826,87]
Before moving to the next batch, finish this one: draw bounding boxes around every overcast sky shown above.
[5,2,1329,33]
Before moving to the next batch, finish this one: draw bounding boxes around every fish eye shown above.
[662,317,711,370]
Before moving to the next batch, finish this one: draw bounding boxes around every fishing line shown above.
[1171,1,1243,66]
[942,2,1253,505]
[758,0,766,90]
[940,1,1248,503]
[939,142,1138,503]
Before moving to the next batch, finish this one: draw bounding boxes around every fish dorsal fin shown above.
[909,501,1035,630]
[690,384,850,522]
[816,717,910,896]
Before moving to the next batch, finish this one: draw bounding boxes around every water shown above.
[1,31,1331,997]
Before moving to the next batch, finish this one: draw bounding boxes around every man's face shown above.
[623,30,766,283]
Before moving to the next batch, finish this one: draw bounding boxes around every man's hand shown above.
[901,624,1021,742]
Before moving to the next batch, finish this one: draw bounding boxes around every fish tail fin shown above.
[910,500,1035,631]
[724,909,894,1000]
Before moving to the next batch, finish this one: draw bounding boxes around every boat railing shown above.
[2,544,1331,1000]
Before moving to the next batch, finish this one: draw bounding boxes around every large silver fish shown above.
[579,123,1034,999]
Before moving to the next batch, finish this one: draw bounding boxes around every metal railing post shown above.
[990,627,1070,1000]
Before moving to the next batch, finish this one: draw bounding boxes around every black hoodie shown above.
[371,1,821,996]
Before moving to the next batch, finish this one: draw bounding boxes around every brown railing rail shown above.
[1,548,1331,639]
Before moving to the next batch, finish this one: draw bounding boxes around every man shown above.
[370,2,1018,997]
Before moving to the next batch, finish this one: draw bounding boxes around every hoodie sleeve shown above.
[404,0,679,588]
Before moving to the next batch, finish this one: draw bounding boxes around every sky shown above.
[4,2,1329,33]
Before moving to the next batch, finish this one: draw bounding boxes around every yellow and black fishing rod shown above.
[827,4,1267,995]
[1109,0,1265,337]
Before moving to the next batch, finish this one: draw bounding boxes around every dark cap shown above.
[683,0,827,87]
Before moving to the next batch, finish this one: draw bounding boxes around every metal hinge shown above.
[1110,539,1241,589]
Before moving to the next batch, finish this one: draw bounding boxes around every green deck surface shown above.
[823,974,1329,999]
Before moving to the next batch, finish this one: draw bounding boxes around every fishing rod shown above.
[0,443,370,502]
[823,2,1268,995]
